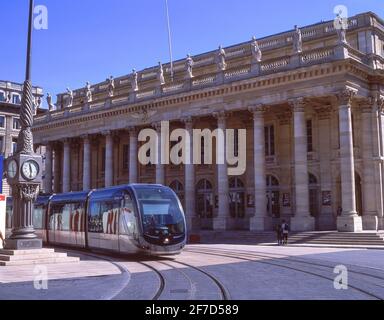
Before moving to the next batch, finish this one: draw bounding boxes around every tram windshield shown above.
[134,186,185,236]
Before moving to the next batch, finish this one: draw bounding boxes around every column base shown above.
[213,217,227,231]
[337,215,363,232]
[249,216,273,231]
[362,216,379,231]
[291,216,315,232]
[5,239,43,250]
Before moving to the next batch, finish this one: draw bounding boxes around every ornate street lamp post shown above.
[5,0,43,250]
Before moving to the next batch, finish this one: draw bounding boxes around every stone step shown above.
[0,249,55,256]
[0,252,68,262]
[0,256,80,267]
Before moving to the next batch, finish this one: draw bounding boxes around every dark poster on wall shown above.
[247,194,255,208]
[322,191,332,206]
[282,193,291,207]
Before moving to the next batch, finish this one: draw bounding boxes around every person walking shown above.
[275,224,282,246]
[281,220,290,245]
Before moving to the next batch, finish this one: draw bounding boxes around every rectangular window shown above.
[307,120,313,152]
[122,144,129,170]
[0,136,4,154]
[12,95,20,104]
[0,116,5,128]
[0,92,5,102]
[13,118,21,130]
[264,125,275,157]
[12,138,18,155]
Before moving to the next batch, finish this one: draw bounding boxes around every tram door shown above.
[119,193,139,254]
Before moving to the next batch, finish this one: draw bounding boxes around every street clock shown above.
[6,154,42,185]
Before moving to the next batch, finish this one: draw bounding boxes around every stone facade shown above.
[33,12,384,232]
[0,80,44,196]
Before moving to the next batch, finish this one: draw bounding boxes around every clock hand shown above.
[29,163,33,178]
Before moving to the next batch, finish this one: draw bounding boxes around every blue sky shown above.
[0,0,383,108]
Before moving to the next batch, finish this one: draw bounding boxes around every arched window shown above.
[229,178,245,218]
[266,175,280,218]
[169,180,184,203]
[309,173,318,185]
[196,179,213,218]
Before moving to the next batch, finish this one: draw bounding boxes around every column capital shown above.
[248,104,267,115]
[61,138,71,145]
[126,126,138,134]
[335,88,357,107]
[289,97,307,112]
[101,130,112,137]
[373,94,384,114]
[151,122,162,132]
[212,111,227,121]
[80,134,90,142]
[181,116,194,126]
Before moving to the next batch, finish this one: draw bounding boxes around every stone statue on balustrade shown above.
[217,45,227,71]
[186,54,194,78]
[334,13,348,44]
[46,93,56,111]
[33,96,42,112]
[5,91,11,103]
[85,82,92,103]
[251,36,262,62]
[158,62,165,85]
[107,76,115,97]
[293,25,303,53]
[66,88,73,108]
[131,69,139,92]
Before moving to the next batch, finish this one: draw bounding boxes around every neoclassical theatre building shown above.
[32,12,384,232]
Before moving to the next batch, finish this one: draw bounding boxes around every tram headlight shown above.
[164,238,170,244]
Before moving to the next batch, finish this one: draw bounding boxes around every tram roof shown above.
[50,191,89,203]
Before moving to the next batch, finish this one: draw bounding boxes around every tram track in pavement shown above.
[141,259,230,300]
[185,247,384,300]
[59,248,229,300]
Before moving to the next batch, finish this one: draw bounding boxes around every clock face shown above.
[21,160,39,181]
[7,160,18,179]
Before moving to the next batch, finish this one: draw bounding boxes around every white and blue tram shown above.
[5,184,187,256]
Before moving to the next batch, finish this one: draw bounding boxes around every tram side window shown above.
[71,203,85,232]
[89,202,103,233]
[100,200,120,235]
[49,203,71,231]
[33,205,45,230]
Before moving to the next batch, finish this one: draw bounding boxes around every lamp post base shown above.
[5,239,43,250]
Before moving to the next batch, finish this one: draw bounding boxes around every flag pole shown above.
[165,0,174,82]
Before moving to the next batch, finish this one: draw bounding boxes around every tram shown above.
[5,184,187,256]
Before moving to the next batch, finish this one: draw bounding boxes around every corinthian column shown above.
[249,105,271,231]
[290,98,315,231]
[82,135,91,191]
[103,131,114,188]
[153,123,165,185]
[183,117,196,231]
[360,98,378,230]
[128,127,138,184]
[213,111,229,230]
[336,89,362,232]
[62,139,71,193]
[44,143,53,193]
